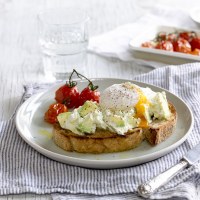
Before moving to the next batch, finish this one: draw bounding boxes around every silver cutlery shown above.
[137,142,200,198]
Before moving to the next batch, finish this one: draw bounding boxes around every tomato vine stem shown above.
[67,69,98,90]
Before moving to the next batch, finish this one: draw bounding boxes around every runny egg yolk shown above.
[134,88,150,128]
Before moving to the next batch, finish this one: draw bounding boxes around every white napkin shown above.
[88,5,199,67]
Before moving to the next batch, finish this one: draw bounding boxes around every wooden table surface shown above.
[0,0,199,199]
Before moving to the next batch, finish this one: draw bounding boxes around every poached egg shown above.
[100,82,156,127]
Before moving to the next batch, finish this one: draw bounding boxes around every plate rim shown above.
[15,78,194,168]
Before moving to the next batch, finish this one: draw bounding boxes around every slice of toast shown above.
[143,103,177,145]
[53,125,144,153]
[52,103,177,153]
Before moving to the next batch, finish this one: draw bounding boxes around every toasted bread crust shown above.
[143,103,177,145]
[53,126,144,153]
[52,103,177,153]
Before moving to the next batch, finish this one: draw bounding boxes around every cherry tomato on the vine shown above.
[44,103,68,124]
[55,84,79,108]
[78,86,100,107]
[54,69,100,108]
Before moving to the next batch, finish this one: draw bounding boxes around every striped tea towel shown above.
[0,63,200,200]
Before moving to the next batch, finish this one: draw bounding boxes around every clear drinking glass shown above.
[38,8,89,80]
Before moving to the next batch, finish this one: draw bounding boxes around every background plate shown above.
[15,79,193,169]
[129,25,200,64]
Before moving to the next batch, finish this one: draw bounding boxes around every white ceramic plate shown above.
[129,25,200,64]
[15,79,194,169]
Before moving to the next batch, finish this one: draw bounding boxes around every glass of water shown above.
[38,8,89,80]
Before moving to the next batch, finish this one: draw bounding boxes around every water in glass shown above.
[38,8,88,80]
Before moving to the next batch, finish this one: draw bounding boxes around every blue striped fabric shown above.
[0,63,200,200]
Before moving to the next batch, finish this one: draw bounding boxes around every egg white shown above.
[100,82,140,110]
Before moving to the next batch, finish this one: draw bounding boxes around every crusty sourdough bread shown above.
[143,103,177,145]
[53,125,144,153]
[52,103,177,153]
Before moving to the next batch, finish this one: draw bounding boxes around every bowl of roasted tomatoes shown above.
[141,31,200,55]
[129,25,200,63]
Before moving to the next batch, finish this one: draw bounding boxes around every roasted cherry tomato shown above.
[55,83,79,108]
[179,31,196,42]
[173,38,191,53]
[190,48,200,56]
[156,32,167,41]
[166,33,177,42]
[155,40,174,51]
[44,103,67,124]
[190,37,200,51]
[141,41,155,48]
[55,69,100,108]
[78,84,100,107]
